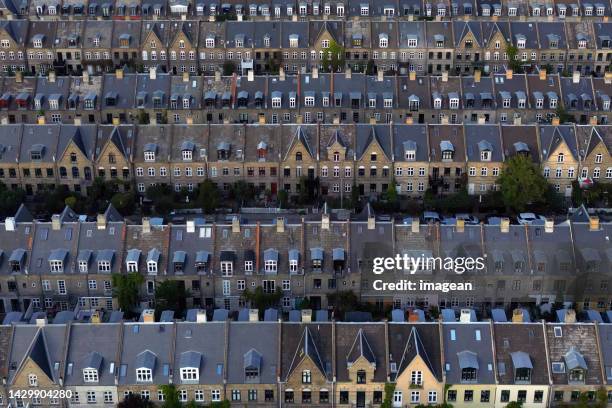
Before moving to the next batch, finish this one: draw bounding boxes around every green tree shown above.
[230,180,255,207]
[155,280,189,316]
[197,180,220,213]
[321,40,346,72]
[112,273,144,314]
[385,179,399,209]
[365,59,376,75]
[242,287,283,310]
[0,182,26,218]
[146,184,175,214]
[497,155,548,213]
[222,61,237,76]
[381,383,396,408]
[111,191,136,214]
[277,190,289,208]
[118,394,154,408]
[327,290,361,319]
[159,384,181,408]
[505,45,522,73]
[504,402,523,408]
[555,106,576,124]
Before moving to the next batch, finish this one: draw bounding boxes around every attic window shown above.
[552,362,565,373]
[83,368,99,382]
[554,326,563,337]
[136,368,152,382]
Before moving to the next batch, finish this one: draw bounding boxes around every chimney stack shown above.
[141,309,155,323]
[149,67,156,80]
[506,69,513,80]
[51,214,61,230]
[232,216,240,233]
[589,216,600,231]
[196,309,207,323]
[97,213,107,230]
[564,309,576,323]
[512,309,524,323]
[545,218,554,233]
[48,71,56,83]
[539,68,547,80]
[345,68,351,79]
[312,66,319,79]
[249,309,259,322]
[182,71,189,82]
[474,69,481,83]
[142,217,151,233]
[186,220,195,233]
[456,218,465,233]
[247,69,254,82]
[5,217,15,231]
[500,217,510,233]
[115,68,124,79]
[442,71,449,82]
[572,71,581,84]
[301,309,312,322]
[276,217,285,233]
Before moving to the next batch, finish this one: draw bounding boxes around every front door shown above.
[393,391,403,408]
[356,391,366,408]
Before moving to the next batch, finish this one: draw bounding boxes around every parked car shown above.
[441,217,457,225]
[516,213,546,225]
[455,213,480,225]
[422,211,442,223]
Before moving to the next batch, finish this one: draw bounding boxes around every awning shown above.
[173,250,186,264]
[49,248,68,262]
[196,250,211,263]
[220,250,236,262]
[510,351,533,369]
[457,350,479,369]
[310,247,323,260]
[264,249,279,262]
[332,248,345,261]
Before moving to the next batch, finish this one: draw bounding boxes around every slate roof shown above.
[282,323,333,382]
[493,323,549,385]
[389,323,443,382]
[442,323,496,384]
[119,323,173,385]
[227,322,279,384]
[545,323,603,385]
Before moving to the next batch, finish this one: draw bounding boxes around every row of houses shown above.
[2,70,611,127]
[0,201,610,316]
[2,0,612,21]
[0,122,610,198]
[0,18,610,77]
[2,70,612,127]
[1,318,612,408]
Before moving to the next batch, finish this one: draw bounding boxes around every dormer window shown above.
[83,368,99,382]
[205,37,215,48]
[441,141,454,160]
[569,368,585,382]
[515,367,531,382]
[144,151,155,162]
[461,367,477,381]
[578,40,587,49]
[557,153,564,163]
[33,39,43,48]
[517,37,526,49]
[136,368,152,382]
[481,150,491,161]
[264,249,279,273]
[220,259,233,276]
[405,150,415,161]
[180,368,199,381]
[379,34,388,48]
[29,374,38,387]
[408,37,418,48]
[289,35,299,48]
[182,149,193,161]
[356,370,366,384]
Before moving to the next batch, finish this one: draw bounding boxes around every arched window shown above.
[70,152,77,163]
[333,151,340,162]
[72,167,80,178]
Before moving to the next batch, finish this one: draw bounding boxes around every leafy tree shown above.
[222,61,237,76]
[206,401,230,408]
[111,191,136,214]
[365,59,376,75]
[242,287,283,310]
[327,290,361,318]
[0,182,26,218]
[112,273,144,314]
[118,394,154,408]
[230,181,255,207]
[39,185,72,214]
[155,280,189,316]
[277,190,289,208]
[321,40,345,72]
[555,106,576,124]
[184,401,199,408]
[159,384,181,408]
[497,155,548,213]
[197,180,220,213]
[381,383,396,408]
[385,179,399,209]
[504,402,523,408]
[505,45,522,73]
[146,184,175,214]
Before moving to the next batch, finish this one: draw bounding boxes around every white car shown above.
[455,213,480,225]
[516,213,546,225]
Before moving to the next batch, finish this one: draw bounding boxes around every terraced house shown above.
[3,318,611,408]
